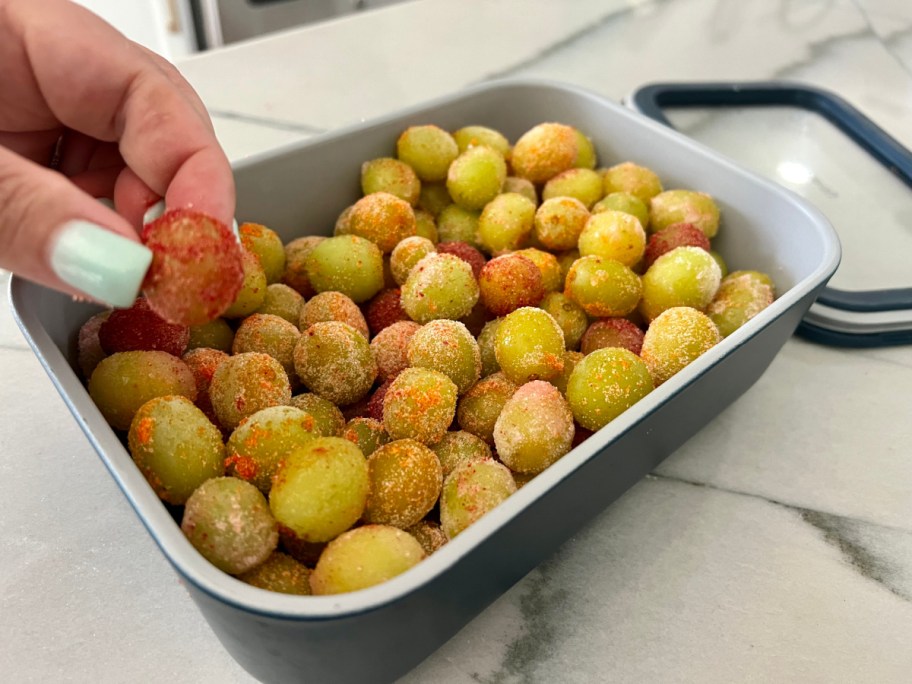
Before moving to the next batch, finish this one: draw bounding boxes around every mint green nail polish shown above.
[51,220,153,308]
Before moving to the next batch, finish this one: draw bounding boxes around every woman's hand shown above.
[0,0,234,306]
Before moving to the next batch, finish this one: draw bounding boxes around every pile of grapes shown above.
[78,122,775,596]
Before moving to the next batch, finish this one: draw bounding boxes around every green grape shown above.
[417,182,452,218]
[414,209,439,243]
[397,125,459,182]
[255,283,304,326]
[573,128,597,169]
[592,191,649,231]
[128,395,224,505]
[187,318,234,353]
[564,255,642,317]
[550,350,584,395]
[515,248,562,293]
[299,291,369,338]
[602,161,663,203]
[89,351,197,430]
[706,270,775,337]
[511,122,578,183]
[269,437,369,542]
[436,204,481,248]
[502,176,537,205]
[476,318,502,377]
[440,459,517,539]
[542,168,604,208]
[310,525,425,595]
[382,367,458,445]
[236,551,312,595]
[288,393,346,437]
[709,250,729,278]
[390,236,436,286]
[209,352,292,431]
[361,157,421,205]
[456,372,518,444]
[538,292,588,351]
[578,210,646,268]
[556,249,580,287]
[239,222,286,284]
[494,381,574,474]
[348,192,417,253]
[282,235,324,298]
[223,248,268,318]
[639,246,722,322]
[341,417,389,457]
[478,254,544,316]
[641,307,720,386]
[232,313,301,384]
[405,520,448,556]
[304,235,384,304]
[534,197,589,252]
[447,146,507,211]
[293,321,377,406]
[452,125,512,159]
[364,439,442,528]
[406,319,481,394]
[477,192,535,254]
[565,347,654,431]
[225,405,318,493]
[370,320,421,382]
[400,253,479,323]
[431,430,493,477]
[494,307,565,384]
[181,477,278,575]
[650,189,721,237]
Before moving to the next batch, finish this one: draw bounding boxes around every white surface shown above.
[3,0,912,682]
[72,0,196,60]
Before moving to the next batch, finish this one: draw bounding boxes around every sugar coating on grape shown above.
[370,320,421,382]
[187,318,234,353]
[477,192,536,254]
[99,298,189,357]
[580,318,645,356]
[397,125,459,182]
[453,125,511,159]
[641,307,721,386]
[383,367,458,445]
[515,248,562,293]
[310,524,425,595]
[341,417,389,457]
[706,271,775,338]
[542,168,604,208]
[181,477,278,575]
[223,248,268,319]
[565,347,654,431]
[293,321,377,406]
[407,319,481,394]
[254,283,304,326]
[349,192,418,253]
[141,209,244,326]
[447,146,507,211]
[364,439,443,528]
[237,551,312,595]
[539,292,588,351]
[456,372,517,444]
[502,176,538,205]
[436,204,482,249]
[436,241,486,279]
[89,351,197,430]
[288,393,345,437]
[400,253,479,323]
[644,222,710,268]
[650,189,720,238]
[405,520,448,556]
[440,459,517,540]
[602,162,663,203]
[77,310,111,379]
[414,209,439,244]
[239,222,286,285]
[361,158,421,206]
[225,405,318,493]
[299,291,368,338]
[476,318,502,377]
[282,236,324,298]
[182,347,229,422]
[269,437,369,543]
[305,235,384,304]
[550,350,584,395]
[432,430,493,477]
[578,210,646,268]
[511,123,578,183]
[364,288,409,336]
[640,246,722,322]
[556,249,579,285]
[418,182,452,218]
[593,191,649,230]
[494,381,574,474]
[128,395,225,505]
[478,254,544,316]
[494,307,565,384]
[233,313,301,383]
[564,255,643,318]
[209,352,291,431]
[391,236,436,285]
[533,196,589,252]
[334,205,354,236]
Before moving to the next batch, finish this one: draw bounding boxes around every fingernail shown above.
[51,220,153,308]
[143,199,165,225]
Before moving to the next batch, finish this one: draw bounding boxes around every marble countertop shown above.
[2,1,912,682]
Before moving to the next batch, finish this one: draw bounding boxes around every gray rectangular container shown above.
[10,79,840,684]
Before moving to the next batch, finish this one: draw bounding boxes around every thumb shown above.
[0,146,152,308]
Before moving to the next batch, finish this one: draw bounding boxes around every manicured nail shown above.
[51,220,153,308]
[143,199,165,225]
